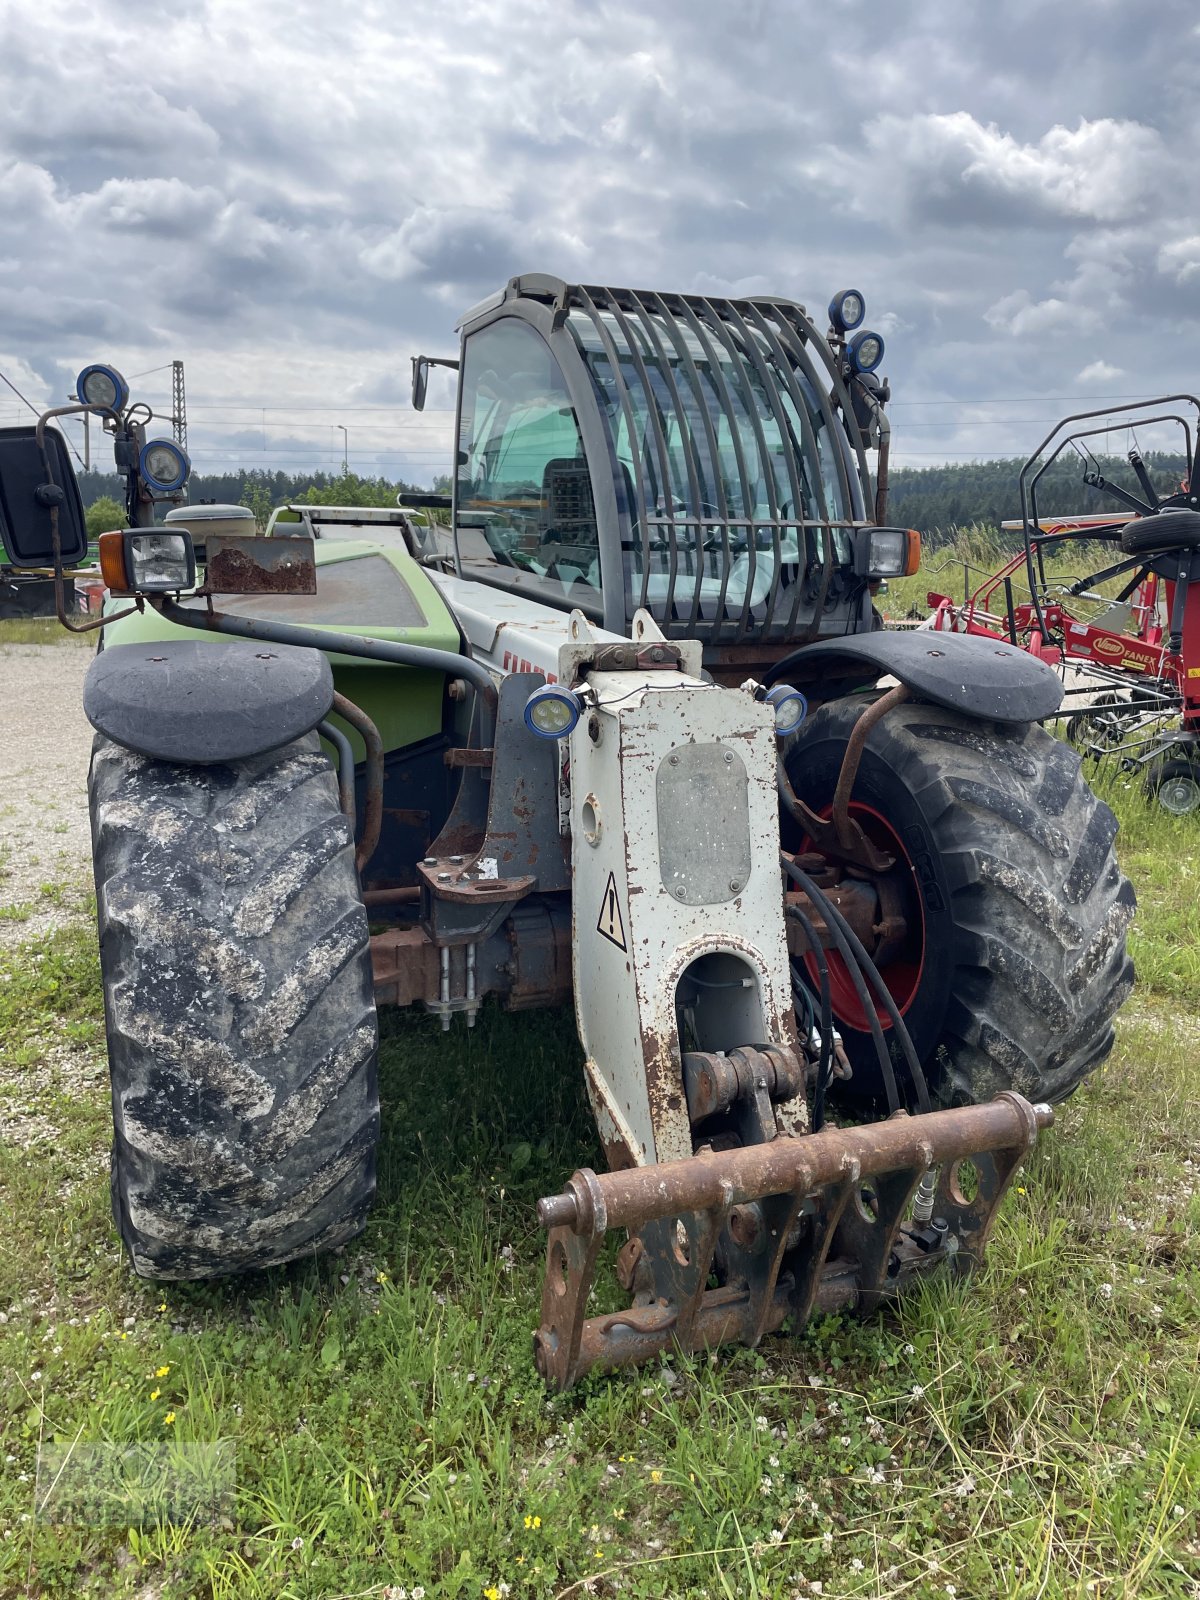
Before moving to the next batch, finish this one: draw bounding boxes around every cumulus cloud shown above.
[860,112,1170,228]
[1157,236,1200,284]
[1077,360,1124,385]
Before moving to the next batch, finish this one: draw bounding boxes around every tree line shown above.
[76,453,1190,541]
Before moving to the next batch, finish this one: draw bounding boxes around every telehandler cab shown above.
[0,276,1133,1387]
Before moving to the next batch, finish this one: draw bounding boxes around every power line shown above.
[0,365,86,467]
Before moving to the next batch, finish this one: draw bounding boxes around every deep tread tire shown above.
[1120,508,1200,554]
[785,698,1136,1107]
[89,732,380,1279]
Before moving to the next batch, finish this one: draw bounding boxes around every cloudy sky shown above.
[1,0,1197,485]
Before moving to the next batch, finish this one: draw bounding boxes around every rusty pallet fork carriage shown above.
[535,1093,1051,1390]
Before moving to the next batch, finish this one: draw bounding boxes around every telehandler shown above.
[0,277,1133,1387]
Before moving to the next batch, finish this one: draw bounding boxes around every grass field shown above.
[0,631,1197,1598]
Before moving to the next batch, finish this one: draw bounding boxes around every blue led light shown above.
[827,289,866,333]
[765,684,808,737]
[523,684,583,740]
[138,438,191,495]
[847,330,886,375]
[74,363,129,414]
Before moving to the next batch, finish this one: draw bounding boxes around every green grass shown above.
[0,795,1197,1598]
[0,618,95,648]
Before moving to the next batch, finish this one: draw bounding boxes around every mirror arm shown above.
[34,403,141,635]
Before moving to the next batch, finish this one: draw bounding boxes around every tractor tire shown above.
[89,732,380,1280]
[1143,754,1200,816]
[784,697,1135,1108]
[1120,508,1200,554]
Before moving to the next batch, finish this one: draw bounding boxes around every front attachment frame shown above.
[534,1092,1050,1390]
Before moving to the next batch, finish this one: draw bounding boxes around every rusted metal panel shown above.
[534,1093,1051,1389]
[369,926,439,1008]
[203,534,317,596]
[569,666,801,1168]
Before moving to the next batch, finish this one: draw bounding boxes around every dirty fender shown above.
[84,639,334,764]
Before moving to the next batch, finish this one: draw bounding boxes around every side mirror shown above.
[411,356,429,413]
[0,427,89,567]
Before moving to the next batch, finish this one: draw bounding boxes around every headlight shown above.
[139,438,191,495]
[827,289,865,333]
[847,329,885,374]
[98,529,197,594]
[865,527,921,578]
[75,363,129,413]
[523,684,583,740]
[765,684,808,737]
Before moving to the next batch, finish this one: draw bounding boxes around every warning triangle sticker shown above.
[596,871,627,951]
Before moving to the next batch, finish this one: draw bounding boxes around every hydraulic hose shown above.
[786,901,832,1132]
[782,860,900,1114]
[782,853,932,1115]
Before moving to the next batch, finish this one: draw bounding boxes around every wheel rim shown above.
[800,803,926,1032]
[1156,774,1200,815]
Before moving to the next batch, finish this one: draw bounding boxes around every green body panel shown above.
[101,537,462,759]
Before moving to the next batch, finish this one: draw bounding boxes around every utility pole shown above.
[172,360,188,501]
[338,424,349,474]
[171,360,187,451]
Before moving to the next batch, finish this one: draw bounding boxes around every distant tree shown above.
[85,495,125,536]
[301,471,403,509]
[240,482,275,530]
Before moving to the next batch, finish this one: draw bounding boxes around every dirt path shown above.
[0,642,96,945]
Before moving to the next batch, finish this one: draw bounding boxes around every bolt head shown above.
[675,886,687,900]
[669,753,680,765]
[729,879,742,892]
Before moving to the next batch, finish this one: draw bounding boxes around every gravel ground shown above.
[0,642,96,946]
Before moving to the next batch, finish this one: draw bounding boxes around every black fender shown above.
[767,629,1062,724]
[84,638,334,763]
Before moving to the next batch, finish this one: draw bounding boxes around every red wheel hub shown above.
[801,803,926,1033]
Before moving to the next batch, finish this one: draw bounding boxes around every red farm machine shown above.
[926,397,1200,814]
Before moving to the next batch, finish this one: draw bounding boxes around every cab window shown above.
[455,319,601,609]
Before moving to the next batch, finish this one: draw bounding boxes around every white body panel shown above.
[567,670,802,1167]
[428,574,628,683]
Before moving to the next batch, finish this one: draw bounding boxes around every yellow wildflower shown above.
[484,1588,500,1600]
[157,1302,167,1313]
[163,1412,176,1426]
[650,1469,663,1484]
[614,1507,625,1520]
[155,1365,170,1378]
[150,1389,160,1402]
[1016,1186,1027,1195]
[618,1453,636,1463]
[523,1513,541,1529]
[376,1271,388,1284]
